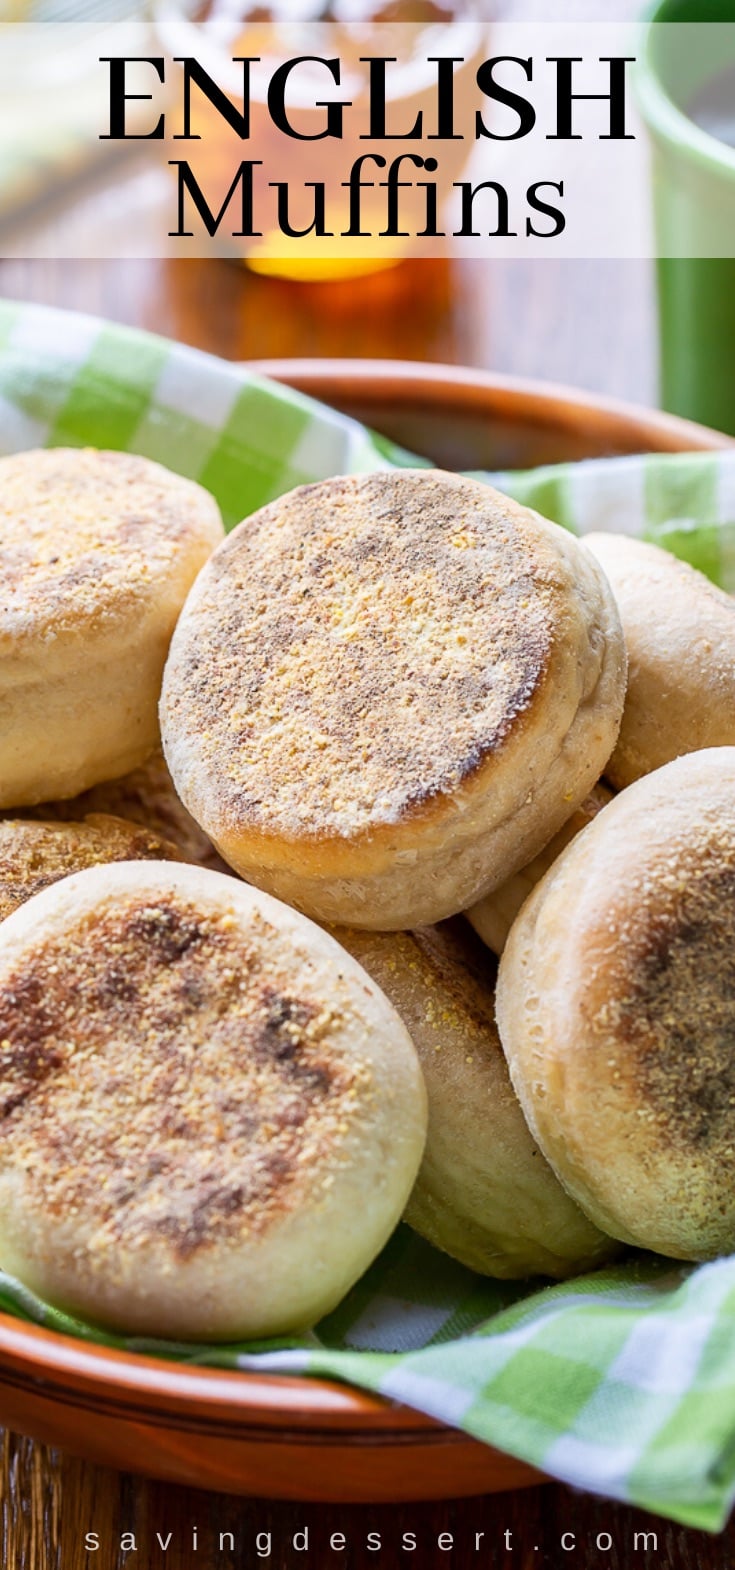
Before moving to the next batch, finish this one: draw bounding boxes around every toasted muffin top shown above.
[0,814,184,924]
[162,470,565,843]
[0,866,387,1272]
[580,823,735,1157]
[496,748,735,1260]
[0,448,223,652]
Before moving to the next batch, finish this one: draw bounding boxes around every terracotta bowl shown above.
[0,361,728,1503]
[253,358,731,467]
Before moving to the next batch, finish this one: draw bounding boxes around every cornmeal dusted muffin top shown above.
[0,447,223,652]
[496,748,735,1263]
[0,446,224,809]
[0,814,184,923]
[160,467,625,931]
[0,893,371,1262]
[0,862,426,1338]
[161,469,558,842]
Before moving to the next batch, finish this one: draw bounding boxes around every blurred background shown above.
[0,0,656,408]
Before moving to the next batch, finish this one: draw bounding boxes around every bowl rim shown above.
[248,356,734,451]
[0,1310,416,1428]
[0,355,728,1436]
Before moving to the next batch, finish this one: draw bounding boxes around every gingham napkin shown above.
[3,298,735,1530]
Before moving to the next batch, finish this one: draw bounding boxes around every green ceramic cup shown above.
[637,0,735,432]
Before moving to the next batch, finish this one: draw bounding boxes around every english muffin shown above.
[467,782,614,955]
[0,447,223,807]
[334,919,616,1279]
[0,862,427,1339]
[0,814,183,923]
[32,749,228,874]
[585,532,735,788]
[161,470,626,929]
[496,748,735,1261]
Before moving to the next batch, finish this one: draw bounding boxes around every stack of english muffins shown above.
[1,450,734,1342]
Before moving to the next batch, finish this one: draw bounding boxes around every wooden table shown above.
[0,255,723,1569]
[0,256,657,406]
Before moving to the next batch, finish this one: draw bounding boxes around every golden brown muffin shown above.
[33,750,228,874]
[467,782,614,955]
[585,532,735,788]
[0,861,427,1339]
[496,748,735,1262]
[161,470,626,929]
[333,918,616,1279]
[0,447,223,807]
[0,813,183,922]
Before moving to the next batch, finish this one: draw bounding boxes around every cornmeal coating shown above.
[0,447,223,807]
[161,470,625,928]
[0,813,183,922]
[497,749,735,1261]
[0,862,426,1338]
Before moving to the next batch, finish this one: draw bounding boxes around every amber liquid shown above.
[180,1,482,280]
[246,254,401,279]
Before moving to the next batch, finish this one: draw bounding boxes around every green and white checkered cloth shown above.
[3,298,735,1530]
